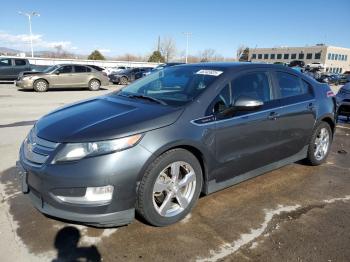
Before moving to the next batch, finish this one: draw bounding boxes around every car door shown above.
[49,65,74,87]
[73,65,90,86]
[0,58,14,80]
[272,70,316,159]
[212,70,283,183]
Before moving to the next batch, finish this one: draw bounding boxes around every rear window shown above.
[15,59,26,66]
[75,66,87,73]
[276,72,309,98]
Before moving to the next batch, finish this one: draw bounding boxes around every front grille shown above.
[23,129,59,166]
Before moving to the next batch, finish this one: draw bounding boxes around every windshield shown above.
[43,65,59,73]
[116,66,224,106]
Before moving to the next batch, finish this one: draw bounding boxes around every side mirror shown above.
[214,97,264,118]
[234,96,264,111]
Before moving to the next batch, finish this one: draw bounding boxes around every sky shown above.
[0,0,349,58]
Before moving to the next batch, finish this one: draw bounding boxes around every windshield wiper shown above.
[123,94,167,105]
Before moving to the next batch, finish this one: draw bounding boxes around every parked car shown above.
[336,83,350,121]
[0,57,31,80]
[109,67,151,84]
[104,66,129,76]
[17,63,336,227]
[15,64,109,92]
[306,62,325,70]
[338,74,350,85]
[289,60,305,68]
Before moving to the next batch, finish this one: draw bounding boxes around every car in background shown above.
[318,73,342,85]
[339,74,350,85]
[0,57,32,80]
[336,83,350,121]
[15,64,109,92]
[104,66,129,76]
[289,60,305,68]
[109,67,152,85]
[18,63,336,227]
[306,62,325,70]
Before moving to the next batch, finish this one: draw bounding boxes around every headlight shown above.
[53,134,142,163]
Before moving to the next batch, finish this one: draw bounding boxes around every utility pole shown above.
[157,36,160,52]
[182,32,192,63]
[18,11,40,58]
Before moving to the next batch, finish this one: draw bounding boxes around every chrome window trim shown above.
[191,99,316,126]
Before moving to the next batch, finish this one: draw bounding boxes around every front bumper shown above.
[15,78,34,89]
[17,140,153,227]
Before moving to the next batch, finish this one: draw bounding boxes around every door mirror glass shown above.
[234,96,264,111]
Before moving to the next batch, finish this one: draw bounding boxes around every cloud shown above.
[97,48,111,53]
[0,32,75,51]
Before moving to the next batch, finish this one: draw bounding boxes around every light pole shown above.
[18,11,40,58]
[182,32,192,63]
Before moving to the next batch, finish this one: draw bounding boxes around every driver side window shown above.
[57,66,72,74]
[211,83,232,114]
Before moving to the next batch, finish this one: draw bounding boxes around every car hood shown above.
[35,95,184,143]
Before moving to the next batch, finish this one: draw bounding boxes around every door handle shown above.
[268,112,279,120]
[307,103,316,111]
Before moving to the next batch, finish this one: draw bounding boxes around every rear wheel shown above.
[33,79,48,92]
[119,76,128,85]
[88,79,101,91]
[136,149,203,226]
[306,122,332,165]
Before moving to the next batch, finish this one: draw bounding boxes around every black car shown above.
[289,60,305,68]
[339,74,350,85]
[17,63,336,227]
[109,67,152,85]
[336,83,350,120]
[143,62,185,76]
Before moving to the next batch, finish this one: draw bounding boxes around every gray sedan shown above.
[15,64,110,92]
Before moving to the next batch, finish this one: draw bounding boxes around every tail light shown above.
[327,90,335,97]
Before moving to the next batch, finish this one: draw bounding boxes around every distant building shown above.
[249,45,350,73]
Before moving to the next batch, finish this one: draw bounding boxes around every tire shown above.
[136,149,203,227]
[305,122,332,166]
[33,79,48,92]
[119,76,128,85]
[88,79,101,91]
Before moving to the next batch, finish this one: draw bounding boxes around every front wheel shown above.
[33,79,48,92]
[119,76,128,85]
[306,122,332,165]
[136,149,203,226]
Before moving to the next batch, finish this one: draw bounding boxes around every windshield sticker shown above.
[196,70,223,76]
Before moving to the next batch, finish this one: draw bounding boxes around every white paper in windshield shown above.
[196,70,223,76]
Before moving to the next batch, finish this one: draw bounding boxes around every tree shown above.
[200,49,217,62]
[159,37,176,62]
[88,50,105,60]
[239,47,249,61]
[236,45,249,61]
[148,51,165,63]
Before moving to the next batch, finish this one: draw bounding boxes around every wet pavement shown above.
[0,83,349,262]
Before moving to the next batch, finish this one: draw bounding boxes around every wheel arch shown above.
[33,78,50,88]
[318,114,336,136]
[137,142,209,194]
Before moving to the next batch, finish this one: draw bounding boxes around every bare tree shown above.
[160,37,177,62]
[236,45,247,60]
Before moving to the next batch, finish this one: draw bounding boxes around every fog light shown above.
[56,185,114,205]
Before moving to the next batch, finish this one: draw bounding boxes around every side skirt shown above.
[206,145,308,194]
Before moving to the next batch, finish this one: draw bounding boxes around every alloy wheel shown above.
[314,127,330,161]
[152,161,197,217]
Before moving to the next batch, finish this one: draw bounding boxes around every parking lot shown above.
[0,83,349,262]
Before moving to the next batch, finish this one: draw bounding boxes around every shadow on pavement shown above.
[52,226,101,262]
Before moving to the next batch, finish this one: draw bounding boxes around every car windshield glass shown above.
[115,66,224,106]
[43,65,59,73]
